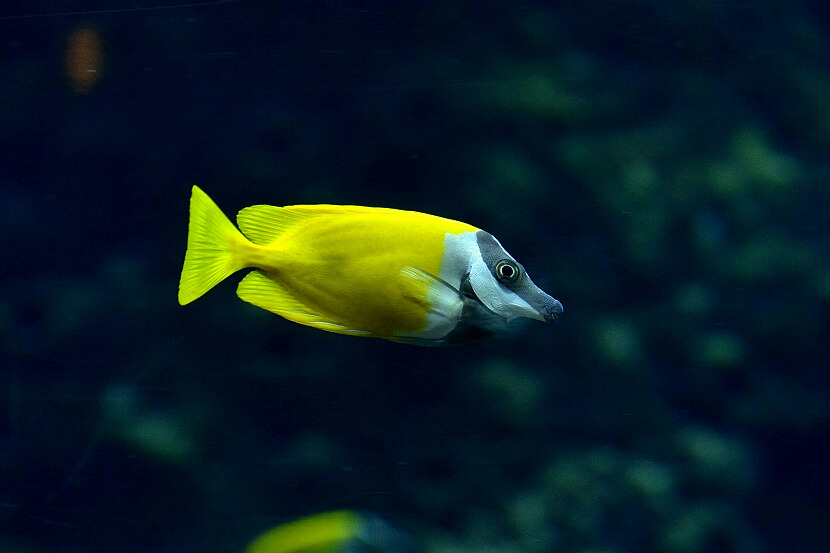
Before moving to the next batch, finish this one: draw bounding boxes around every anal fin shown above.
[237,271,372,336]
[237,270,312,318]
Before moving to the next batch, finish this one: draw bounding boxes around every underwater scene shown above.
[1,1,828,552]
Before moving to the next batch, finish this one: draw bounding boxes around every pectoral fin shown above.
[398,266,464,323]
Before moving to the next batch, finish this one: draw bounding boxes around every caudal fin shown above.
[178,185,248,305]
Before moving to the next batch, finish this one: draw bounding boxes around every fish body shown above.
[244,510,412,553]
[178,186,562,345]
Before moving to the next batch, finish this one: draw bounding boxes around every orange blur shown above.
[64,24,104,94]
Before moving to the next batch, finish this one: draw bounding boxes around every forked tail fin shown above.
[178,185,248,305]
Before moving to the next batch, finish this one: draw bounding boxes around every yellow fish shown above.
[178,186,562,345]
[244,510,412,553]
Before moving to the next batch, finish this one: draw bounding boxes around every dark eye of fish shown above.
[495,259,520,284]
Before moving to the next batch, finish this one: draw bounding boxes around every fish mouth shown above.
[543,299,564,322]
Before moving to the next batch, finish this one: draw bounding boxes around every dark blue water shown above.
[2,2,828,552]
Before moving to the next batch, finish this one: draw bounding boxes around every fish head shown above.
[465,230,563,324]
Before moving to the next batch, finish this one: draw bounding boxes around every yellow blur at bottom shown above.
[244,510,413,553]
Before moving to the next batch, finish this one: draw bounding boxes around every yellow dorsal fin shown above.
[237,204,420,245]
[283,204,402,215]
[236,205,312,245]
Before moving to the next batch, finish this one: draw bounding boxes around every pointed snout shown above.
[543,298,563,322]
